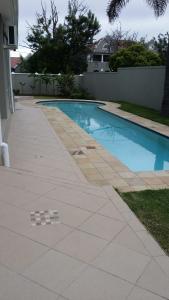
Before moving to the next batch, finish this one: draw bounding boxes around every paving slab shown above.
[0,100,167,299]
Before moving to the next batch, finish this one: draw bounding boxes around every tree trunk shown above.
[161,43,169,116]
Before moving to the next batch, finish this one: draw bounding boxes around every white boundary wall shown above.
[12,66,165,110]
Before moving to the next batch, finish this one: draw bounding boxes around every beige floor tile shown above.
[128,287,164,300]
[0,185,39,207]
[119,172,136,179]
[20,222,72,247]
[82,168,99,176]
[108,178,129,188]
[155,171,169,177]
[114,226,149,255]
[143,177,164,185]
[93,242,150,283]
[0,171,55,195]
[97,202,125,222]
[125,178,145,186]
[0,227,48,272]
[97,167,115,175]
[80,214,125,241]
[89,179,109,186]
[136,230,165,256]
[0,200,24,216]
[149,184,169,190]
[160,176,169,184]
[22,196,92,228]
[102,173,120,180]
[118,186,134,192]
[5,101,169,299]
[133,185,149,191]
[54,229,108,263]
[0,265,58,300]
[0,202,30,230]
[23,250,86,294]
[127,215,146,231]
[137,172,157,178]
[106,191,135,215]
[45,185,108,212]
[86,173,104,180]
[138,260,169,299]
[155,256,169,278]
[63,266,133,300]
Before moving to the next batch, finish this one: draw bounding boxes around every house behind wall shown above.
[0,1,18,164]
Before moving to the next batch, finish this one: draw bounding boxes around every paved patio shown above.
[0,101,169,299]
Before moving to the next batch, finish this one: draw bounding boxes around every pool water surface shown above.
[41,101,169,172]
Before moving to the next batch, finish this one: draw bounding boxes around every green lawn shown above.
[116,101,169,126]
[120,189,169,255]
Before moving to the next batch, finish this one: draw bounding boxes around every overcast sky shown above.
[12,0,169,57]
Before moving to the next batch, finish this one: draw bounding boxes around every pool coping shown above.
[23,98,169,192]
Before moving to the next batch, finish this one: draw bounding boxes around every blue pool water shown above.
[42,101,169,172]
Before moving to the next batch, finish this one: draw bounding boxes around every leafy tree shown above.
[109,44,162,71]
[64,0,100,73]
[106,0,169,115]
[154,32,169,64]
[24,0,100,74]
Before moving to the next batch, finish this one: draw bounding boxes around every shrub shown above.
[57,74,74,96]
[70,87,94,100]
[109,44,162,71]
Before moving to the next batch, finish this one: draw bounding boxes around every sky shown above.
[11,0,169,57]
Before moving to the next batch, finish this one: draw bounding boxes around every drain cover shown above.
[30,210,59,226]
[71,150,85,156]
[86,145,96,149]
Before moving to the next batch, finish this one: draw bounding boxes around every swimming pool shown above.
[41,101,169,172]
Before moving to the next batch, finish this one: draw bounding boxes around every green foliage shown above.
[24,0,100,74]
[109,44,162,71]
[70,87,94,99]
[57,74,74,96]
[107,0,169,21]
[154,32,169,64]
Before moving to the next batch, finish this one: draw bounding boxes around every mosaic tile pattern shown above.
[30,210,59,226]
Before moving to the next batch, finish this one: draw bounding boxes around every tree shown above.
[107,0,169,116]
[64,0,100,73]
[104,25,138,53]
[154,32,169,64]
[109,44,162,71]
[24,0,100,74]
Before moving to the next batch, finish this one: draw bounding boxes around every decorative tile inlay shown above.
[30,210,59,226]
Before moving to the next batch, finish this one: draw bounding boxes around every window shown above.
[103,55,110,62]
[93,55,102,62]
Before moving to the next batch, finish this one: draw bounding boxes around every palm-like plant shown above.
[107,0,169,116]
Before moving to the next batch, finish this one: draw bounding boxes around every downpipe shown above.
[1,142,10,167]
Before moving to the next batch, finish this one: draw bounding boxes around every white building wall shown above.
[0,0,18,164]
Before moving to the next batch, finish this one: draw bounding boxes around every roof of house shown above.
[93,38,110,53]
[10,57,21,69]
